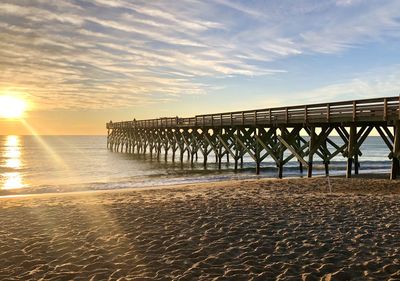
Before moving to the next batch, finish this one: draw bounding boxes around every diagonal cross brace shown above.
[216,135,237,159]
[277,135,309,167]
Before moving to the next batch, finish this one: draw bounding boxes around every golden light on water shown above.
[5,158,21,169]
[3,172,24,190]
[1,135,25,190]
[6,135,19,146]
[0,95,28,119]
[4,149,20,159]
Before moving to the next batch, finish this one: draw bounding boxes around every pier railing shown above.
[107,96,400,129]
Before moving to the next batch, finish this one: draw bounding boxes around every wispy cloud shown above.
[279,66,400,106]
[0,0,399,110]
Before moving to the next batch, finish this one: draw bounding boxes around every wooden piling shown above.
[354,154,359,175]
[255,130,261,175]
[391,121,400,180]
[346,125,356,178]
[172,144,176,162]
[278,162,283,179]
[203,146,208,167]
[297,137,303,173]
[218,145,222,170]
[234,137,239,171]
[323,138,329,176]
[324,162,329,176]
[180,149,184,163]
[307,127,315,178]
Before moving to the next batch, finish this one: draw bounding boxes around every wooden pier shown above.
[106,96,400,179]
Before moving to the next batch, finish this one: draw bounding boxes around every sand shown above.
[1,177,400,280]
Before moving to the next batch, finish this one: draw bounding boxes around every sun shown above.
[0,95,27,119]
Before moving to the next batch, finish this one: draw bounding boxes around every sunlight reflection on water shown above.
[0,135,393,195]
[1,136,24,189]
[3,172,24,189]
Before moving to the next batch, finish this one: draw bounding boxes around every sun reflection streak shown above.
[1,135,25,190]
[20,120,69,169]
[5,158,21,169]
[2,130,132,265]
[3,172,24,189]
[6,135,19,146]
[5,149,20,159]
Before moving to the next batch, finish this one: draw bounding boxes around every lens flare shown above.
[0,95,27,119]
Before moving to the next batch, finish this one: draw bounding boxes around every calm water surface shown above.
[0,135,392,195]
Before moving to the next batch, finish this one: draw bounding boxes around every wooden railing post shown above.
[398,95,400,120]
[327,103,330,122]
[304,105,308,124]
[384,98,388,121]
[353,100,357,122]
[285,108,288,123]
[268,109,272,124]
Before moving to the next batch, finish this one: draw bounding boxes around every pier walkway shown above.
[106,96,400,179]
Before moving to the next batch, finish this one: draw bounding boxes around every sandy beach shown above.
[1,177,400,280]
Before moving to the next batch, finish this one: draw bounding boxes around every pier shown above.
[106,96,400,179]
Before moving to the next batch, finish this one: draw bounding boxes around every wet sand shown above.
[1,177,400,280]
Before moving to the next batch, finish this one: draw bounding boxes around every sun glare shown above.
[0,95,27,119]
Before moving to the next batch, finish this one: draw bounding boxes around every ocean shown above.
[0,135,392,196]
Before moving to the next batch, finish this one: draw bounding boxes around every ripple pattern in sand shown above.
[1,178,400,280]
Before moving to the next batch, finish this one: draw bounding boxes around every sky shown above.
[0,0,400,135]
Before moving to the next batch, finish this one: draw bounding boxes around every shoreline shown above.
[0,172,398,199]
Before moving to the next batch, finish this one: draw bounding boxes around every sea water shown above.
[0,135,392,195]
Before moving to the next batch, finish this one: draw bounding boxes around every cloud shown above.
[280,66,400,106]
[213,0,266,18]
[335,0,362,7]
[0,0,399,110]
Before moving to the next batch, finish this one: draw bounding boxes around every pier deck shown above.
[106,96,400,179]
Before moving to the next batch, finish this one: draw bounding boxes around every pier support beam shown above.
[298,137,304,174]
[307,127,315,178]
[354,154,359,175]
[346,125,356,178]
[203,150,208,167]
[255,130,261,175]
[391,121,400,180]
[172,143,176,162]
[234,138,239,171]
[218,145,222,170]
[323,138,329,176]
[325,162,329,176]
[278,162,283,179]
[180,148,184,163]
